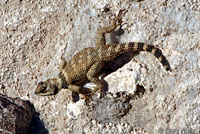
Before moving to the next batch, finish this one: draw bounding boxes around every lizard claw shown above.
[82,85,102,101]
[83,92,94,105]
[118,9,127,17]
[112,9,127,28]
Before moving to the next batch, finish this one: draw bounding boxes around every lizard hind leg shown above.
[86,62,105,98]
[95,9,126,47]
[68,84,95,102]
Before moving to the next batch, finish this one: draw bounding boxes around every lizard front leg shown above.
[68,84,90,101]
[68,84,90,94]
[96,10,126,47]
[86,62,105,98]
[68,84,82,93]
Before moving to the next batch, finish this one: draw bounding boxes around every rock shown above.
[87,91,132,123]
[0,94,32,134]
[1,0,200,133]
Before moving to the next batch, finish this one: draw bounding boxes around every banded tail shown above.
[101,42,171,71]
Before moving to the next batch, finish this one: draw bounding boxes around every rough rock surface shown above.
[0,0,199,133]
[0,94,32,134]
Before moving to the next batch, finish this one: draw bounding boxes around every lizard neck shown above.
[58,72,68,88]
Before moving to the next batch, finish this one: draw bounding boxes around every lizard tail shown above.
[101,42,171,71]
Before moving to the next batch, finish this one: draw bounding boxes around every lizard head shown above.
[35,78,61,96]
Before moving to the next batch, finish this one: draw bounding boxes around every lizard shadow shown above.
[100,27,140,95]
[73,28,142,102]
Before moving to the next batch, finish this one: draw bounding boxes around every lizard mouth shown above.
[36,86,59,96]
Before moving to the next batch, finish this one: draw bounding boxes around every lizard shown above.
[35,10,171,99]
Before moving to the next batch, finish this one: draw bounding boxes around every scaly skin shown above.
[35,10,171,98]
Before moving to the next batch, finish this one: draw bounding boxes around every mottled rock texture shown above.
[0,94,32,134]
[0,0,199,133]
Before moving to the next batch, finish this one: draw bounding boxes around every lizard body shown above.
[35,10,171,98]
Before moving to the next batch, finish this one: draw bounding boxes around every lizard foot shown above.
[112,9,127,28]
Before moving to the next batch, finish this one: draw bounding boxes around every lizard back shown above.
[62,47,98,82]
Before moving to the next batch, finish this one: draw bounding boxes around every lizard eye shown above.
[40,86,47,93]
[35,82,47,94]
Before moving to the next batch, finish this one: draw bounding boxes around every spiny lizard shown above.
[35,10,171,99]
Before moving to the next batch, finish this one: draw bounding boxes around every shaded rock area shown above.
[86,92,132,123]
[0,94,32,134]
